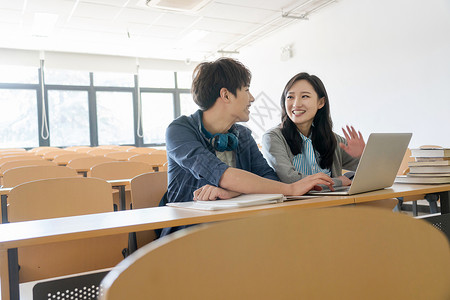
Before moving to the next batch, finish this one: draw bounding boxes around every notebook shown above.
[308,133,412,196]
[166,194,319,211]
[167,194,284,210]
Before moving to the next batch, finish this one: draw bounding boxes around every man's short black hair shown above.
[191,57,252,110]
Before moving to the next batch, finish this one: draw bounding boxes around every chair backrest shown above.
[64,146,91,151]
[113,146,136,151]
[29,146,61,154]
[0,151,35,157]
[130,172,168,247]
[88,148,120,156]
[66,156,115,175]
[127,147,156,154]
[0,148,26,152]
[42,149,71,160]
[8,177,127,283]
[100,206,450,300]
[90,161,153,180]
[0,159,56,176]
[52,152,92,165]
[8,177,113,221]
[0,155,44,165]
[128,153,167,168]
[97,145,117,149]
[73,146,94,153]
[3,165,78,188]
[104,151,137,161]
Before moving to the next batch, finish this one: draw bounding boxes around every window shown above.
[96,91,134,145]
[48,90,90,146]
[94,72,134,87]
[141,93,174,144]
[180,93,197,116]
[139,70,175,88]
[0,89,39,148]
[176,71,192,89]
[45,69,90,86]
[0,65,38,84]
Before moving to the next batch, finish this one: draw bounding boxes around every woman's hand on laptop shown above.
[193,185,241,201]
[339,125,365,158]
[338,175,352,186]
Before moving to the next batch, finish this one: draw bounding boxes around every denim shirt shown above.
[162,110,279,237]
[165,110,279,205]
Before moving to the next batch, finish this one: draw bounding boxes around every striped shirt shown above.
[292,131,331,176]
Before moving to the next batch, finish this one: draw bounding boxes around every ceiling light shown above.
[32,13,58,37]
[146,0,211,12]
[179,29,209,45]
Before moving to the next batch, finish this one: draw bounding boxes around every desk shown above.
[108,179,132,211]
[352,183,450,214]
[1,188,12,223]
[0,195,350,300]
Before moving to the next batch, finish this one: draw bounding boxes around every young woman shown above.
[262,72,365,188]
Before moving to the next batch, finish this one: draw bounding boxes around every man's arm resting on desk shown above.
[219,168,334,196]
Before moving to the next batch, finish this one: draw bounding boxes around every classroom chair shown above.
[2,165,78,188]
[28,146,61,154]
[72,146,94,153]
[126,147,156,154]
[7,177,129,297]
[129,171,168,249]
[87,148,120,156]
[66,156,115,177]
[64,145,91,151]
[128,153,167,171]
[417,213,450,242]
[42,149,71,160]
[52,152,92,166]
[104,151,137,161]
[96,145,117,149]
[100,206,450,300]
[0,151,35,157]
[0,148,26,152]
[112,145,136,151]
[90,161,154,210]
[0,155,45,166]
[159,161,168,172]
[0,159,56,176]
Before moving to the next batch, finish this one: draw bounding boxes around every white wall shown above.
[239,0,450,148]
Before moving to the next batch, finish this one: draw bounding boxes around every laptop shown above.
[308,133,412,196]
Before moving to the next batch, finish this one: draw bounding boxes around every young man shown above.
[163,58,334,236]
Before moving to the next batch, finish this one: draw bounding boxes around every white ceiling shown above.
[0,0,336,62]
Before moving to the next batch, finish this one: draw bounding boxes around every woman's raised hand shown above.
[339,125,365,158]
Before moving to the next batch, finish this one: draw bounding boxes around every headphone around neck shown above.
[201,121,238,152]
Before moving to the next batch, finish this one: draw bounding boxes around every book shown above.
[415,157,450,162]
[410,148,450,158]
[166,194,319,211]
[395,175,450,184]
[409,165,450,174]
[407,173,450,177]
[408,160,450,167]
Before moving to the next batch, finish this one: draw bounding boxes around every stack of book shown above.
[395,146,450,184]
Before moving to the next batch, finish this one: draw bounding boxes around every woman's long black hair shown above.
[280,72,336,170]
